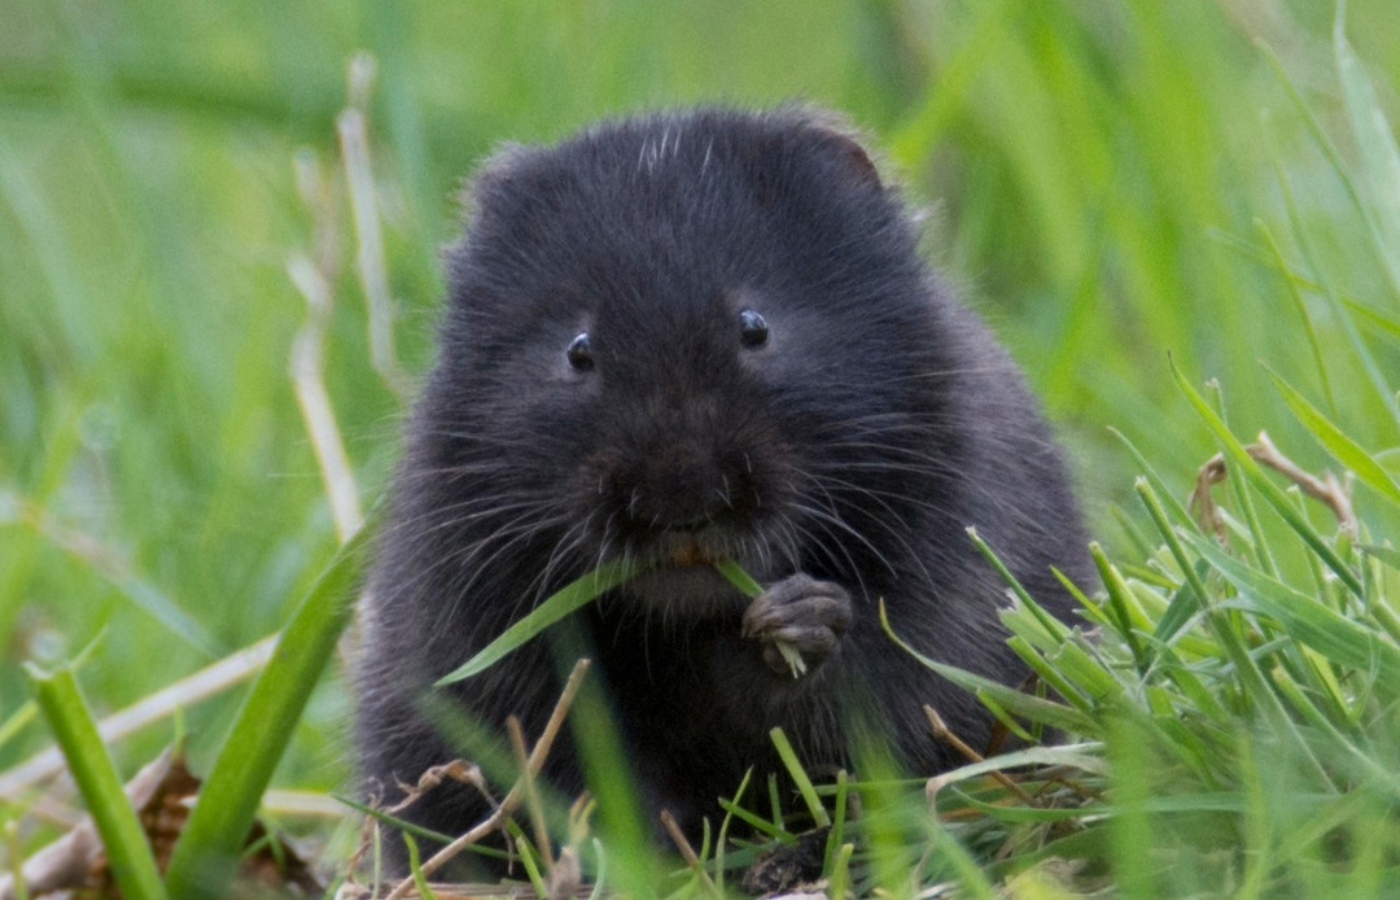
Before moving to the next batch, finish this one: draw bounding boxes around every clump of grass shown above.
[902,404,1398,895]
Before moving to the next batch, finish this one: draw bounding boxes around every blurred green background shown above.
[2,0,1398,850]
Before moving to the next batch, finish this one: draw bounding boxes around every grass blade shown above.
[714,558,763,597]
[1267,367,1400,506]
[1184,532,1400,692]
[404,835,441,900]
[768,727,830,828]
[1261,43,1400,423]
[1335,4,1400,300]
[1254,220,1339,419]
[25,663,168,900]
[879,601,1098,736]
[436,558,638,686]
[163,520,374,899]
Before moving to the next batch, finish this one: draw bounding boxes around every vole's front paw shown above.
[741,573,852,677]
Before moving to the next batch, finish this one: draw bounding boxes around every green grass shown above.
[2,0,1399,896]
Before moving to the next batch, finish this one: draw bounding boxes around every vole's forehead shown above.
[558,277,735,356]
[521,198,765,324]
[508,130,777,252]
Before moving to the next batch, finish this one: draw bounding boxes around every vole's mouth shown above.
[603,522,775,617]
[666,535,721,568]
[629,529,726,568]
[611,520,746,572]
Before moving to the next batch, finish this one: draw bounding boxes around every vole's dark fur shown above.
[356,106,1090,871]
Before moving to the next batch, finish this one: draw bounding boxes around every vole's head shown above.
[427,107,957,614]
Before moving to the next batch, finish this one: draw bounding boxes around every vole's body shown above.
[356,107,1090,870]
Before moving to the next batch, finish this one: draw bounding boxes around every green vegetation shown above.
[2,1,1398,896]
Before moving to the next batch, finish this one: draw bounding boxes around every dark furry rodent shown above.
[356,106,1091,871]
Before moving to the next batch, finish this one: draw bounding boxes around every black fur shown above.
[355,106,1091,872]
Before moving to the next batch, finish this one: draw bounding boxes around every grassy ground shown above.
[2,1,1399,896]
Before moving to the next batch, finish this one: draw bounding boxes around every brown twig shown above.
[1189,453,1230,541]
[660,809,721,899]
[508,716,556,871]
[343,789,381,890]
[922,705,1033,805]
[387,761,493,818]
[383,658,593,900]
[1187,433,1357,541]
[1249,431,1357,537]
[346,755,494,882]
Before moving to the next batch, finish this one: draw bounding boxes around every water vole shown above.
[355,106,1090,870]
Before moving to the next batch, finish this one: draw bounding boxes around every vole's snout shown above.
[621,442,757,534]
[582,426,771,563]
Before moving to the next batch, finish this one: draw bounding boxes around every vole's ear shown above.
[783,106,885,190]
[445,140,559,292]
[809,125,883,188]
[457,141,531,220]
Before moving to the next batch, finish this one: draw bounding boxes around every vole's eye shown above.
[567,332,594,371]
[738,309,768,349]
